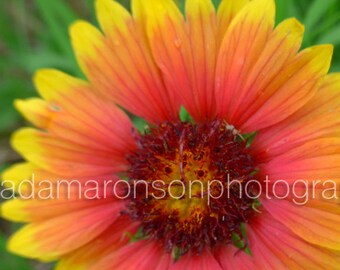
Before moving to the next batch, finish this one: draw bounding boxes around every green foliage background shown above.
[0,0,340,269]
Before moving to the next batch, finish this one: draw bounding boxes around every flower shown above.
[2,0,340,269]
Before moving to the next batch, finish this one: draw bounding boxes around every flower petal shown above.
[252,73,340,161]
[7,202,124,261]
[12,128,127,177]
[70,2,178,123]
[260,138,340,182]
[241,45,333,132]
[1,162,112,195]
[215,0,275,124]
[170,249,222,270]
[13,70,136,177]
[56,215,139,270]
[1,164,124,225]
[215,245,254,270]
[14,98,52,129]
[134,0,216,121]
[1,162,37,192]
[215,0,333,132]
[262,198,340,250]
[227,18,304,127]
[88,240,172,270]
[1,161,124,224]
[248,210,340,269]
[216,0,249,46]
[184,0,217,120]
[34,69,135,152]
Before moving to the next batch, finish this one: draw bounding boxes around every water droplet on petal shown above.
[174,38,182,48]
[216,78,221,89]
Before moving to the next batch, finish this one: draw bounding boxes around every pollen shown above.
[126,120,258,256]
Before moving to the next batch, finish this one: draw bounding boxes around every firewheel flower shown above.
[2,0,340,268]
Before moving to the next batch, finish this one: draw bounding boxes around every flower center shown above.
[126,120,257,255]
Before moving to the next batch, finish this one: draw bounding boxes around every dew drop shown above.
[174,38,182,48]
[216,77,221,89]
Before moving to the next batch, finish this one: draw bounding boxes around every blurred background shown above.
[0,0,340,269]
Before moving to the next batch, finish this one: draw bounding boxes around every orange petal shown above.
[228,18,304,127]
[184,0,217,120]
[1,162,38,192]
[11,128,128,177]
[262,198,340,250]
[134,0,216,121]
[215,0,275,123]
[1,195,116,223]
[260,138,340,182]
[34,70,135,152]
[14,98,52,129]
[169,249,222,270]
[252,73,340,161]
[248,210,340,269]
[56,215,139,270]
[8,202,124,261]
[215,245,254,270]
[88,240,172,270]
[14,70,137,176]
[216,0,249,46]
[70,3,178,123]
[241,45,333,131]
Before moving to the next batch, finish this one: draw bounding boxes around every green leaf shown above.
[0,233,33,270]
[212,0,221,8]
[116,0,130,10]
[18,52,78,74]
[231,223,252,255]
[0,80,34,133]
[132,117,149,134]
[304,0,337,31]
[275,0,289,24]
[179,106,193,123]
[243,132,257,148]
[175,0,185,13]
[176,0,221,13]
[34,0,73,55]
[275,0,303,24]
[318,24,340,46]
[0,163,10,175]
[34,0,82,76]
[330,62,340,72]
[172,246,181,262]
[128,227,146,242]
